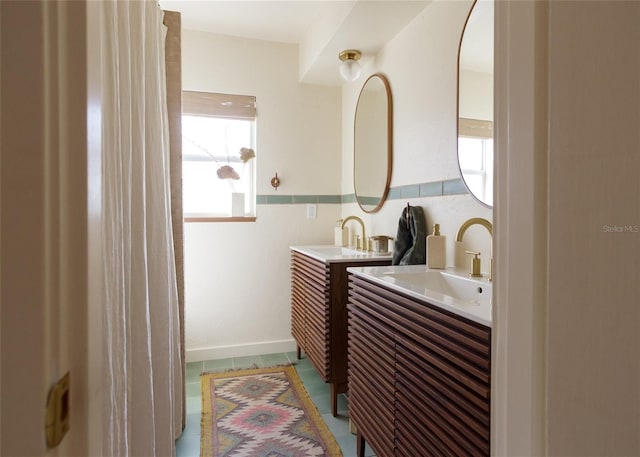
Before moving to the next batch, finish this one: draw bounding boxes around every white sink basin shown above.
[291,245,392,263]
[382,270,491,306]
[347,265,492,326]
[306,246,362,256]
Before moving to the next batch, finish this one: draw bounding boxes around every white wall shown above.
[182,31,342,360]
[340,0,492,267]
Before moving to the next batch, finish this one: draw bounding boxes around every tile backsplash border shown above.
[256,178,467,205]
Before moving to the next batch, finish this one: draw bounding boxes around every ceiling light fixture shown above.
[338,49,362,82]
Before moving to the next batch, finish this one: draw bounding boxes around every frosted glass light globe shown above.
[339,59,361,81]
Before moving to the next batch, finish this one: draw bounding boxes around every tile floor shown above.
[175,352,376,457]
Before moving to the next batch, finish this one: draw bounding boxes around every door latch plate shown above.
[45,371,70,448]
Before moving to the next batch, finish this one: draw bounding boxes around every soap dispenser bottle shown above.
[426,223,446,269]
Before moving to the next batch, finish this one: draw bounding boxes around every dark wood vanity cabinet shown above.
[348,283,397,456]
[348,274,491,457]
[290,250,390,417]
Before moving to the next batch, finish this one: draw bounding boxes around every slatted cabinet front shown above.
[291,250,392,417]
[291,251,331,379]
[348,274,491,457]
[348,286,397,457]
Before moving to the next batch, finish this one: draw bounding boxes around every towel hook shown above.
[270,172,281,190]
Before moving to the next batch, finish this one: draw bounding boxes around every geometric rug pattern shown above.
[201,365,343,457]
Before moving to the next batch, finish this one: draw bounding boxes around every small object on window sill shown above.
[271,172,280,190]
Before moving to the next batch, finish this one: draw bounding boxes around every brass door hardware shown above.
[45,372,70,448]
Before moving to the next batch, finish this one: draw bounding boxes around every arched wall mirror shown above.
[457,0,494,208]
[354,73,393,213]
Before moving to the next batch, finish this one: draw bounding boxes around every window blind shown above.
[182,91,256,120]
[458,118,493,139]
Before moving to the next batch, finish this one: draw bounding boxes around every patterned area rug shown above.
[201,365,343,457]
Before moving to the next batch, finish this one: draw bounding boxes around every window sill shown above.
[184,216,256,223]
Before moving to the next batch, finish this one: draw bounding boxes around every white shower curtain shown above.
[101,1,183,455]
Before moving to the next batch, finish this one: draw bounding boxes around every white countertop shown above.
[347,264,492,327]
[290,245,393,264]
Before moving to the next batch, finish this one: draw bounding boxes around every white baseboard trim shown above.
[186,339,297,362]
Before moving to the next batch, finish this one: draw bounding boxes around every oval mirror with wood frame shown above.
[354,73,393,213]
[457,0,494,208]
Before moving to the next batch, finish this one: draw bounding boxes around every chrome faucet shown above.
[456,217,493,281]
[341,216,367,251]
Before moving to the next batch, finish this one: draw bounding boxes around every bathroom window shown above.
[182,91,257,221]
[458,136,493,205]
